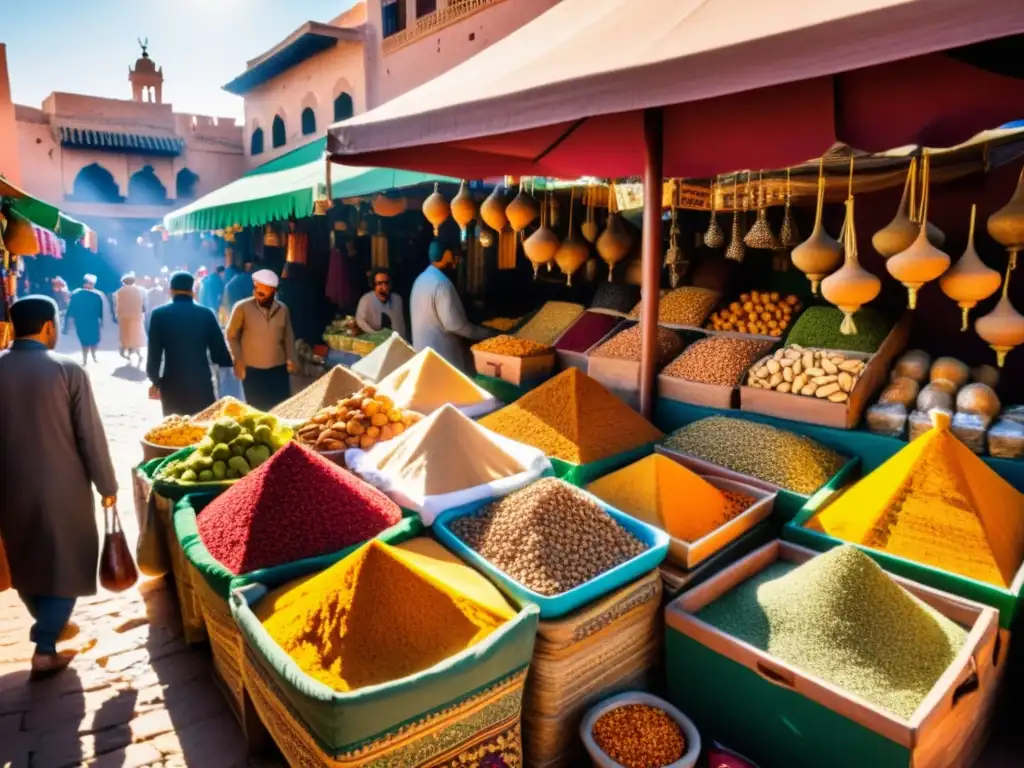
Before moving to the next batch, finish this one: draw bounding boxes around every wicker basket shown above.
[191,565,244,718]
[156,498,207,644]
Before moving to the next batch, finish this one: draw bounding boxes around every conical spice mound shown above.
[376,348,492,414]
[271,365,365,420]
[351,332,417,384]
[808,411,1024,587]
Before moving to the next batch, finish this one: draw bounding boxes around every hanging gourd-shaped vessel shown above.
[872,159,920,259]
[913,177,946,250]
[582,184,599,243]
[450,181,477,234]
[792,159,842,294]
[886,153,950,309]
[821,163,881,335]
[506,182,539,233]
[975,262,1024,367]
[987,165,1024,270]
[939,204,1001,331]
[523,192,560,278]
[480,185,508,232]
[372,193,407,218]
[779,168,800,249]
[744,172,780,250]
[725,176,746,263]
[704,178,725,248]
[554,189,588,286]
[596,184,632,280]
[422,183,450,236]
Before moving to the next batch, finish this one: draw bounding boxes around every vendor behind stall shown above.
[356,268,407,340]
[409,240,494,373]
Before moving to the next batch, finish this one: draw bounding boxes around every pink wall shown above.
[0,44,23,186]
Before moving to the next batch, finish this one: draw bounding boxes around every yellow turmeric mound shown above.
[377,348,491,415]
[258,540,512,692]
[480,368,663,464]
[807,411,1024,587]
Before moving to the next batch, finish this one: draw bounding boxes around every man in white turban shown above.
[226,268,298,410]
[65,274,105,365]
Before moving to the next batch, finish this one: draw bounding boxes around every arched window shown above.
[127,166,168,205]
[301,107,317,136]
[272,115,286,148]
[70,163,122,203]
[251,127,264,156]
[333,93,354,122]
[176,168,200,200]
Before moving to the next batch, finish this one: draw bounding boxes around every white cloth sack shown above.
[344,429,552,526]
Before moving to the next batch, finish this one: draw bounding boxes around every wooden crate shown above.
[739,315,910,430]
[554,318,628,374]
[472,349,556,386]
[659,371,738,409]
[665,540,1003,768]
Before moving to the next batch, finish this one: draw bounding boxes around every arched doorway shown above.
[272,115,287,148]
[70,163,122,203]
[127,166,168,205]
[301,107,317,136]
[176,168,200,199]
[251,127,265,156]
[333,93,354,122]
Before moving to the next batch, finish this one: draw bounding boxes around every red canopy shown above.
[328,0,1024,178]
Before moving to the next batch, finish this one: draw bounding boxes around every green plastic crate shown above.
[472,374,531,405]
[783,483,1024,629]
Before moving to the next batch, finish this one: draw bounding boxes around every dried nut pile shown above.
[664,416,846,495]
[592,704,687,768]
[746,345,866,403]
[144,415,208,447]
[592,324,684,363]
[448,477,647,596]
[295,386,420,452]
[482,317,520,332]
[629,287,720,326]
[662,336,773,386]
[472,335,553,358]
[515,301,585,346]
[706,291,802,337]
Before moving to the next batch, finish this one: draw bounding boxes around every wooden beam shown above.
[639,107,664,419]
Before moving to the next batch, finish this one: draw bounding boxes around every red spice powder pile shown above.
[197,442,402,574]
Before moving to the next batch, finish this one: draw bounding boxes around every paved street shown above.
[0,321,255,768]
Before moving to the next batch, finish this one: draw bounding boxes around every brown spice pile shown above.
[271,366,365,421]
[592,704,686,768]
[663,336,773,386]
[591,324,684,363]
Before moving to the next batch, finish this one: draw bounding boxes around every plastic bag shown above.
[952,412,990,455]
[136,494,170,577]
[345,431,553,526]
[987,418,1024,459]
[908,408,951,441]
[99,504,139,593]
[866,403,908,439]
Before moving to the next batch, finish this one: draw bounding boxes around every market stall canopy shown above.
[327,0,1024,179]
[162,138,456,234]
[1,176,90,242]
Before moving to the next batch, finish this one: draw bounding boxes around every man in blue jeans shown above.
[0,296,118,680]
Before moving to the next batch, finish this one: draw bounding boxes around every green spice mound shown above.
[786,306,893,353]
[698,546,967,719]
[663,416,845,495]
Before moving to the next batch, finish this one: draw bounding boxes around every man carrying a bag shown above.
[0,296,118,680]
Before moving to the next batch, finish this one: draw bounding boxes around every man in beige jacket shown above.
[226,269,298,410]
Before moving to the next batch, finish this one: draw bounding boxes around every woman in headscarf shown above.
[65,274,105,366]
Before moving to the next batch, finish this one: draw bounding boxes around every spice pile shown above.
[515,301,585,345]
[197,442,401,574]
[449,478,647,596]
[156,413,294,483]
[662,337,772,387]
[785,306,893,353]
[295,386,421,452]
[591,324,684,363]
[471,335,553,358]
[706,292,802,337]
[480,368,663,464]
[590,282,641,316]
[746,345,866,402]
[482,317,521,332]
[367,404,531,496]
[629,287,720,326]
[698,546,968,719]
[192,396,248,422]
[350,332,417,384]
[144,415,208,448]
[664,417,846,495]
[592,704,686,768]
[257,540,511,692]
[808,410,1024,587]
[377,348,493,414]
[587,455,754,543]
[554,312,622,354]
[270,365,365,421]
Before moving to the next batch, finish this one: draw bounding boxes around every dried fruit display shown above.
[295,385,421,453]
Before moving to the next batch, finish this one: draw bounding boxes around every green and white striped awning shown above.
[58,126,185,156]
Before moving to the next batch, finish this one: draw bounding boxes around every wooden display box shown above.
[739,315,910,430]
[659,521,777,601]
[659,369,738,410]
[472,349,556,386]
[665,540,1003,768]
[588,322,683,410]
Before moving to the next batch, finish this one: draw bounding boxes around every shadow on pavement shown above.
[0,668,85,767]
[112,364,149,383]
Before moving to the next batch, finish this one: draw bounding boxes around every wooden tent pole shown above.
[639,107,664,419]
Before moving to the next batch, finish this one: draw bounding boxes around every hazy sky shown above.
[4,0,358,122]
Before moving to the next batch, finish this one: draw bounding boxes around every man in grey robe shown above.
[0,296,118,680]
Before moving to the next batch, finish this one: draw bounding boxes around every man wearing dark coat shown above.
[0,296,118,680]
[65,273,105,366]
[147,271,234,416]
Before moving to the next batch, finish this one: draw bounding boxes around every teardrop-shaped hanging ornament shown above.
[506,181,539,233]
[596,184,632,280]
[450,180,477,233]
[791,158,842,294]
[779,168,799,250]
[939,204,1002,330]
[523,191,560,278]
[987,165,1024,270]
[582,184,599,243]
[422,183,450,236]
[872,159,919,259]
[704,178,725,249]
[725,176,746,262]
[975,261,1024,367]
[480,185,508,232]
[744,172,780,249]
[555,189,589,286]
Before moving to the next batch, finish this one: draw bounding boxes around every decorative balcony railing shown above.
[382,0,507,55]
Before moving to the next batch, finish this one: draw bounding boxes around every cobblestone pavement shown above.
[1,325,266,768]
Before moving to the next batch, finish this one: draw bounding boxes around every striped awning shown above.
[58,126,185,156]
